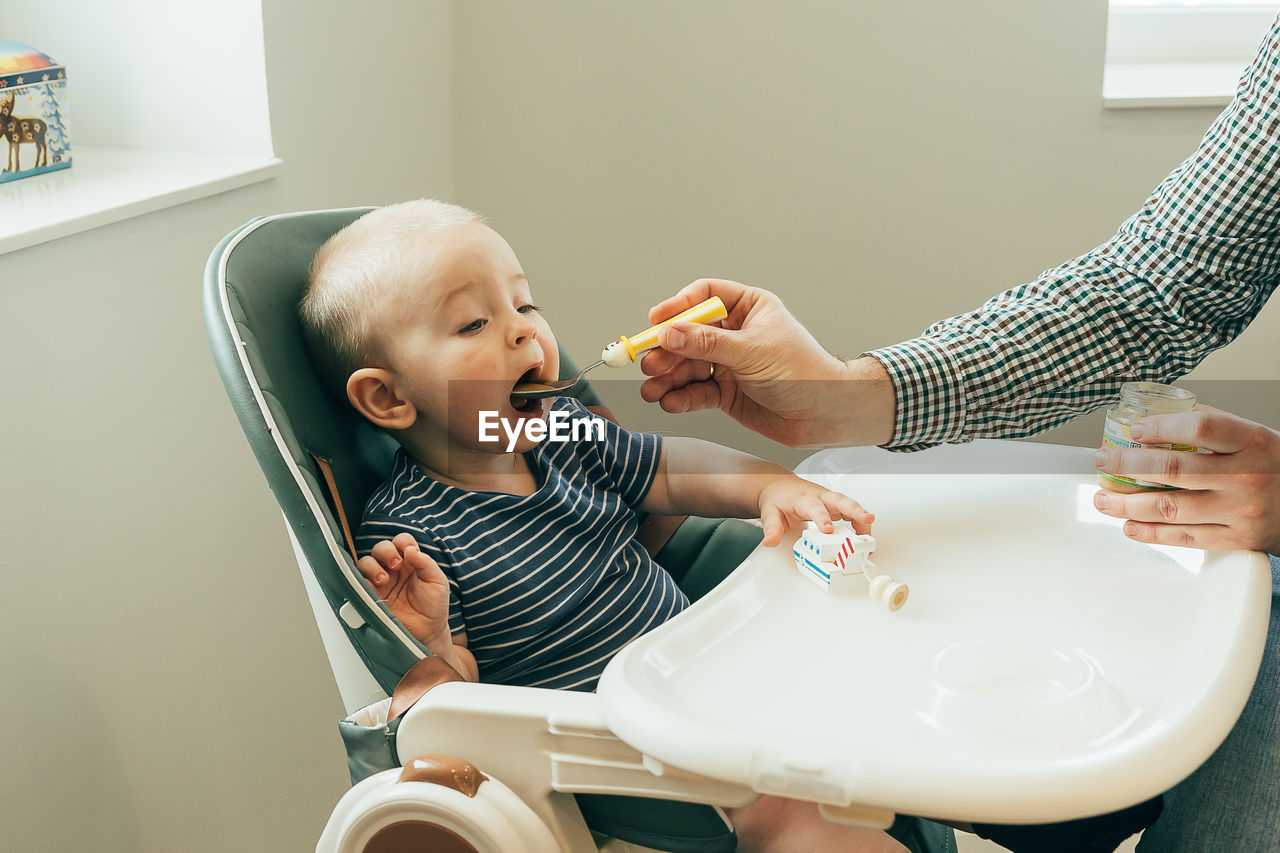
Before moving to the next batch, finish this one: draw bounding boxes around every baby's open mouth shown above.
[510,367,542,413]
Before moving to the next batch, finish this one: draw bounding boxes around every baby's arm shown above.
[356,533,479,682]
[640,437,873,546]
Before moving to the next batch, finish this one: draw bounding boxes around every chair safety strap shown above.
[309,452,359,561]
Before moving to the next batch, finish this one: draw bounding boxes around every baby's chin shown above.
[466,402,549,453]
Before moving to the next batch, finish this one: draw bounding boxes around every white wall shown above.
[4,0,275,155]
[450,1,1279,463]
[2,2,1277,852]
[0,2,452,850]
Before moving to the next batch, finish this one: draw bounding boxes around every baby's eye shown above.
[517,303,541,314]
[459,318,487,334]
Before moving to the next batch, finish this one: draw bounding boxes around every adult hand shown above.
[639,278,896,448]
[1093,405,1280,553]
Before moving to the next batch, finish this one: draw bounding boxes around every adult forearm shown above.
[836,356,896,447]
[869,21,1280,452]
[870,238,1274,451]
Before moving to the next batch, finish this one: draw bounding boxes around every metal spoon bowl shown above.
[510,359,605,399]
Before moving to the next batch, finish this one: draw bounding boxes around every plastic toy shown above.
[793,521,909,611]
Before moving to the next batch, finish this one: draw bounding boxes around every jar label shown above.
[1101,415,1195,490]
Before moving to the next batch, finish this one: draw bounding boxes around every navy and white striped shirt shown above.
[357,397,688,691]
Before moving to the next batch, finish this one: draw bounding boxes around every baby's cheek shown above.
[454,405,492,445]
[541,334,559,377]
[451,379,500,414]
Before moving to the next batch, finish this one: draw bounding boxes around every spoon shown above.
[511,359,607,400]
[511,296,728,399]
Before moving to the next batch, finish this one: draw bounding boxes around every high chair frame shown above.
[205,208,947,853]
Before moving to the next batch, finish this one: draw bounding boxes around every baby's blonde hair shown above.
[300,198,483,400]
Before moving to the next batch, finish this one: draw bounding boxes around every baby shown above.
[300,199,905,852]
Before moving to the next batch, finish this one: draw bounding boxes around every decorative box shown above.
[0,40,71,184]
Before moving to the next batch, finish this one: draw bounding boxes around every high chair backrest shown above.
[204,208,611,706]
[205,208,418,702]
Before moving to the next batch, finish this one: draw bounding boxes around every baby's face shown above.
[378,222,559,454]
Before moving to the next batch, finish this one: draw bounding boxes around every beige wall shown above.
[0,2,452,850]
[451,1,1279,463]
[2,2,1277,851]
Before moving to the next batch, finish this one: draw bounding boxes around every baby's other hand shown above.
[758,478,874,547]
[356,532,453,650]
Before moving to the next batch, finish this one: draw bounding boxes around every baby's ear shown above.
[347,368,417,430]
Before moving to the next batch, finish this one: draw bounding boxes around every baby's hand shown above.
[356,532,453,652]
[758,477,874,547]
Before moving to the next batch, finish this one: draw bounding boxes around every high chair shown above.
[206,208,1270,853]
[204,208,954,853]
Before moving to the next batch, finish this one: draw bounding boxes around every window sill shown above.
[1103,60,1240,108]
[0,146,283,255]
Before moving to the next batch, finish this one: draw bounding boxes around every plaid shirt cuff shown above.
[865,337,970,451]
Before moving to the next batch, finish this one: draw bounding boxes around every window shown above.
[1104,0,1280,107]
[0,0,280,253]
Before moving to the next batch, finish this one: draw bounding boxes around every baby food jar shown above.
[1099,381,1197,493]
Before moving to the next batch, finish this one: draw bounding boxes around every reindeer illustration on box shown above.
[1,93,50,173]
[793,521,910,611]
[0,41,72,183]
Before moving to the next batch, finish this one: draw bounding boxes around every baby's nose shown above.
[509,316,538,346]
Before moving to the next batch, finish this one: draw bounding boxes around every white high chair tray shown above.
[598,441,1271,824]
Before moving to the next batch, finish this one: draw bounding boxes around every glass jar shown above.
[1099,382,1197,493]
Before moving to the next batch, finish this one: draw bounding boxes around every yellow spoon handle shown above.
[604,296,729,365]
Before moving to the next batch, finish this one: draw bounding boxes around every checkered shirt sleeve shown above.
[869,17,1280,452]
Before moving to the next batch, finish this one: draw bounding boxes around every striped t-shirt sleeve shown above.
[560,398,662,507]
[869,16,1280,452]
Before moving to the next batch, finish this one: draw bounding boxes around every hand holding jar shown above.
[1093,403,1280,554]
